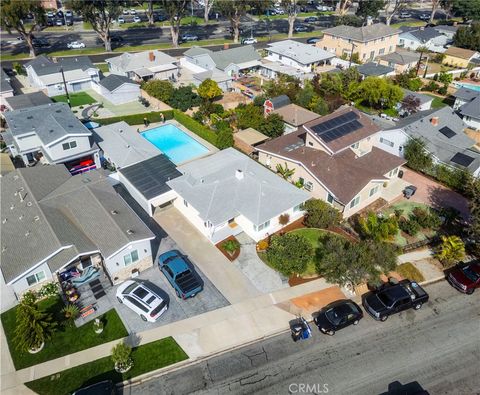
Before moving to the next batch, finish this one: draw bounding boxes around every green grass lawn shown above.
[1,296,128,370]
[95,63,110,73]
[25,337,188,395]
[424,93,448,109]
[51,92,96,107]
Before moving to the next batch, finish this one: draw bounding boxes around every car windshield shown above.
[176,269,191,280]
[163,255,178,265]
[462,266,480,282]
[122,282,138,295]
[325,304,355,325]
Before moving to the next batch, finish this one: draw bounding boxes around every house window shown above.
[370,51,375,59]
[380,137,394,147]
[351,142,359,149]
[62,141,77,150]
[389,45,393,52]
[183,199,188,207]
[279,55,282,60]
[254,220,270,232]
[379,48,385,55]
[369,185,379,197]
[26,270,46,286]
[304,181,314,191]
[381,37,385,42]
[399,39,404,45]
[327,193,334,204]
[123,250,139,266]
[362,53,367,59]
[350,196,360,208]
[293,204,302,212]
[389,168,399,177]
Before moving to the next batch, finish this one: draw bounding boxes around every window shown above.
[362,53,367,59]
[279,55,283,60]
[399,39,404,45]
[350,196,360,208]
[327,193,334,204]
[351,142,359,149]
[304,181,314,191]
[379,48,385,55]
[62,141,77,150]
[380,137,394,147]
[370,50,375,59]
[26,270,46,286]
[389,45,393,52]
[389,168,399,177]
[183,199,188,207]
[123,250,139,266]
[254,220,270,232]
[381,37,385,42]
[369,185,379,197]
[293,204,302,212]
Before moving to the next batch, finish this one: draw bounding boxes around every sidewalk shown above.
[1,277,337,393]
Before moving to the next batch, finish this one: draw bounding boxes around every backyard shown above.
[25,337,188,395]
[0,296,128,370]
[52,92,96,107]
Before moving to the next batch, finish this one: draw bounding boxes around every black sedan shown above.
[313,300,363,335]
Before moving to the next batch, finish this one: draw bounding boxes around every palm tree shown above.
[358,212,398,242]
[276,162,295,180]
[435,235,466,268]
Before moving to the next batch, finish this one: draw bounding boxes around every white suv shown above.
[116,280,168,322]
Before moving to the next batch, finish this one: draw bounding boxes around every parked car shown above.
[65,17,73,26]
[46,11,55,18]
[294,24,309,32]
[55,18,64,26]
[111,35,124,43]
[306,37,321,44]
[133,16,142,23]
[447,261,480,294]
[314,300,363,335]
[56,10,64,18]
[67,41,85,49]
[118,16,125,24]
[154,13,167,22]
[419,13,430,21]
[399,12,412,18]
[242,37,257,44]
[123,9,129,15]
[304,16,319,23]
[158,250,203,299]
[65,10,73,17]
[403,185,417,199]
[129,9,137,15]
[274,8,285,15]
[181,33,199,41]
[265,9,278,15]
[32,38,50,48]
[72,380,117,395]
[116,280,168,322]
[363,279,429,321]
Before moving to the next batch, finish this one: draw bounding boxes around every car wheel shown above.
[466,288,474,295]
[414,303,422,310]
[140,314,147,322]
[380,315,388,322]
[175,289,181,298]
[327,330,335,336]
[353,319,359,325]
[116,296,123,304]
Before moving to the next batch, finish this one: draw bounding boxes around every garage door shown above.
[71,81,91,92]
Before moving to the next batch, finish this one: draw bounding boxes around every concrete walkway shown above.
[398,248,433,263]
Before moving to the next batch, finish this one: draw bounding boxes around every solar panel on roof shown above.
[450,152,474,167]
[310,111,361,143]
[439,126,456,139]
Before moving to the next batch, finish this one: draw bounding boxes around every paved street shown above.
[125,281,480,395]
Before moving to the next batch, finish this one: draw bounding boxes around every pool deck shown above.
[138,120,218,165]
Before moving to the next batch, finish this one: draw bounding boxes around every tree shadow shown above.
[378,380,429,395]
[426,185,470,221]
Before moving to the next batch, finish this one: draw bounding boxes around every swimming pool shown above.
[454,82,480,92]
[142,124,209,164]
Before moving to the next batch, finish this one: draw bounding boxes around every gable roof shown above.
[268,95,291,109]
[267,40,335,64]
[357,62,395,77]
[98,74,139,92]
[459,96,480,119]
[167,148,309,226]
[184,46,213,57]
[193,68,232,83]
[93,121,160,168]
[453,86,480,102]
[272,103,321,127]
[4,102,91,146]
[404,27,443,43]
[5,91,52,110]
[25,55,95,76]
[106,50,178,72]
[402,89,433,106]
[1,69,13,94]
[378,49,419,65]
[445,46,478,60]
[322,23,400,42]
[0,167,154,283]
[210,45,261,70]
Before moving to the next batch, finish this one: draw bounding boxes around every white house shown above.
[167,148,310,243]
[92,74,140,105]
[453,87,480,131]
[398,27,450,53]
[3,102,100,173]
[24,56,100,97]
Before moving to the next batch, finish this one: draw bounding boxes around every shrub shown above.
[21,290,38,305]
[279,213,290,226]
[222,239,240,254]
[13,62,25,75]
[422,81,440,92]
[257,239,269,251]
[266,233,313,276]
[435,235,465,268]
[168,86,201,111]
[192,111,204,124]
[303,199,342,229]
[357,212,399,241]
[96,111,173,126]
[111,341,133,371]
[61,304,80,327]
[396,262,425,283]
[437,84,448,95]
[399,217,420,236]
[38,282,58,298]
[172,110,218,147]
[411,207,441,229]
[142,80,174,102]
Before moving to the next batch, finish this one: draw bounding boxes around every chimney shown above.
[235,169,244,180]
[431,116,439,126]
[149,51,155,62]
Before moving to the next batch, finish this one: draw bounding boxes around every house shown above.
[357,62,395,78]
[0,69,14,109]
[92,74,140,105]
[377,48,420,74]
[318,23,399,62]
[257,107,406,218]
[398,89,433,116]
[443,47,480,68]
[3,102,100,173]
[453,87,480,130]
[398,27,449,53]
[166,148,309,243]
[233,128,269,155]
[433,24,459,40]
[183,45,261,78]
[375,107,480,176]
[24,55,100,97]
[93,121,160,169]
[265,40,335,74]
[192,68,233,91]
[4,91,52,111]
[106,50,179,82]
[0,166,155,303]
[259,59,312,81]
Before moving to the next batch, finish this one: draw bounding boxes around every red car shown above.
[447,262,480,294]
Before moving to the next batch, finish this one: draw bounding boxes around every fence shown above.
[402,236,441,253]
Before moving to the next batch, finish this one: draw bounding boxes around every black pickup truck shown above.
[362,279,429,321]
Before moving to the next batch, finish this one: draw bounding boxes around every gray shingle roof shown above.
[267,40,334,65]
[405,27,443,43]
[193,69,232,83]
[269,95,291,109]
[357,62,395,76]
[4,102,91,146]
[459,96,480,118]
[106,50,178,73]
[378,49,419,65]
[210,45,261,70]
[98,74,138,92]
[402,89,433,105]
[1,69,13,94]
[167,148,309,226]
[0,167,155,283]
[25,55,95,76]
[5,92,52,110]
[453,87,480,102]
[322,23,400,42]
[184,46,213,57]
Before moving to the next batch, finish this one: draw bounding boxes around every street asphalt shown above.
[123,281,479,395]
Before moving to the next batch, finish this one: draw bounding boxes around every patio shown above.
[79,89,152,117]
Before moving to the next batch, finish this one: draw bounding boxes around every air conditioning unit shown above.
[304,181,313,192]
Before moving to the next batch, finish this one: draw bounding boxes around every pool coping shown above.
[140,120,218,166]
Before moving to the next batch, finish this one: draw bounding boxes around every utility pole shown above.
[60,66,71,108]
[348,42,357,67]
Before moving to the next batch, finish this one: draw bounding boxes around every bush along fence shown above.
[172,109,219,148]
[402,235,441,253]
[96,111,174,126]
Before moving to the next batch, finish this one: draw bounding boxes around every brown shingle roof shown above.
[272,104,321,127]
[257,130,405,204]
[445,46,478,60]
[302,107,380,153]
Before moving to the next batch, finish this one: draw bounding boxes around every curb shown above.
[419,275,446,286]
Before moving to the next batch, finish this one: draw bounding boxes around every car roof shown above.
[382,284,409,299]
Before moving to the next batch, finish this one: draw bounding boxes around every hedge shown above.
[172,109,218,147]
[95,110,174,126]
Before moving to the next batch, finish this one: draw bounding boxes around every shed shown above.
[93,74,140,105]
[234,128,269,155]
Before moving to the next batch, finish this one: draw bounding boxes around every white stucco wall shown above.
[373,129,408,157]
[45,135,93,162]
[104,239,153,278]
[462,115,480,130]
[11,261,53,296]
[265,53,311,73]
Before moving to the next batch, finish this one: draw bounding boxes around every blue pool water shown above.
[142,124,209,164]
[455,82,480,92]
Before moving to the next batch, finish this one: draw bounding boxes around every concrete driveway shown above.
[401,168,470,219]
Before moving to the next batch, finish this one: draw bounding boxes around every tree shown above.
[451,0,480,22]
[356,0,386,22]
[400,95,421,115]
[357,212,399,242]
[281,0,305,38]
[310,96,329,115]
[438,71,453,84]
[435,235,466,268]
[142,80,174,102]
[453,23,480,51]
[215,120,234,149]
[235,103,264,130]
[403,137,433,172]
[384,0,407,25]
[430,0,441,23]
[334,14,363,27]
[203,0,216,23]
[197,79,222,101]
[140,0,155,26]
[168,86,201,111]
[259,113,285,138]
[355,77,403,109]
[14,300,57,352]
[264,74,301,102]
[303,199,342,229]
[276,162,295,180]
[217,0,259,44]
[336,0,353,16]
[111,341,133,371]
[266,233,314,276]
[440,0,455,20]
[159,0,188,48]
[467,178,480,256]
[1,0,45,58]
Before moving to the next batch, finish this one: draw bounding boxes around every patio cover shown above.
[134,67,154,78]
[237,60,262,70]
[235,128,269,146]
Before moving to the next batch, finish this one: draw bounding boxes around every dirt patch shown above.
[288,275,322,287]
[290,286,347,315]
[215,236,240,262]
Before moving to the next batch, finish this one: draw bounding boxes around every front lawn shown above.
[52,92,96,107]
[25,337,188,395]
[1,296,128,370]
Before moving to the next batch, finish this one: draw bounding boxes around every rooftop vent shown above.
[1,247,6,253]
[27,201,32,207]
[10,204,15,210]
[2,219,7,224]
[111,210,118,215]
[19,215,24,220]
[55,109,62,113]
[25,231,30,237]
[235,169,244,180]
[27,115,33,119]
[34,216,40,221]
[126,229,135,235]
